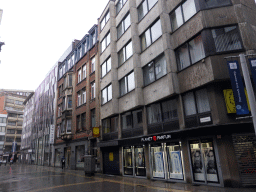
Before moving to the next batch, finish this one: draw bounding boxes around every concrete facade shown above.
[98,0,256,188]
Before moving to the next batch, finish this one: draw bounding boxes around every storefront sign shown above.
[93,127,100,137]
[49,125,55,144]
[226,60,249,115]
[141,134,171,142]
[200,117,211,123]
[248,58,256,90]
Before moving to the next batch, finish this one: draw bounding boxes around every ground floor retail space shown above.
[99,128,256,187]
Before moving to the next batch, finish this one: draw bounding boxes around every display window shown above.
[189,139,219,183]
[76,145,85,168]
[166,142,184,180]
[123,147,133,175]
[135,146,146,176]
[150,144,165,179]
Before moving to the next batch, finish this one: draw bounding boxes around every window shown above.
[101,32,110,53]
[121,109,143,130]
[141,19,162,51]
[170,0,196,31]
[17,121,23,126]
[118,41,133,66]
[8,121,16,126]
[117,13,131,39]
[100,11,110,30]
[101,57,111,77]
[7,129,15,134]
[147,103,162,124]
[77,46,82,60]
[64,74,72,88]
[92,32,96,45]
[102,116,118,134]
[143,54,167,86]
[78,69,82,83]
[15,100,23,105]
[0,117,6,123]
[212,26,242,53]
[62,97,66,111]
[67,95,72,109]
[77,116,81,131]
[0,136,4,141]
[82,89,86,104]
[8,113,17,118]
[91,82,95,99]
[83,41,87,54]
[77,92,81,106]
[116,0,128,14]
[201,0,231,9]
[17,130,22,134]
[101,84,112,104]
[183,89,210,116]
[120,72,135,96]
[0,126,5,132]
[91,57,95,73]
[138,0,158,21]
[82,65,86,79]
[66,119,71,133]
[81,113,86,130]
[91,109,95,128]
[176,34,205,70]
[6,137,14,142]
[6,99,14,104]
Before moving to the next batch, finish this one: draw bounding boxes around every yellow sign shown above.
[93,127,100,137]
[223,89,251,113]
[109,152,114,161]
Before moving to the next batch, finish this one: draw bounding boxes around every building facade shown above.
[54,24,100,170]
[97,0,256,188]
[0,89,32,161]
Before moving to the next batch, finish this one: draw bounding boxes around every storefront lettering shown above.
[141,135,171,142]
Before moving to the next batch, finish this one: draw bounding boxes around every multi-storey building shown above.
[21,64,58,165]
[54,25,100,170]
[97,0,256,187]
[0,89,32,160]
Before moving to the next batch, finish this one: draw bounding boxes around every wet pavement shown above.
[0,164,256,192]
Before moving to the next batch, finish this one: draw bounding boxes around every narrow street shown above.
[0,164,255,192]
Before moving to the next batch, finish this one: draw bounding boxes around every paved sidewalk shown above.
[0,164,255,192]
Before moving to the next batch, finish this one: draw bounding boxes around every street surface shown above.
[0,164,256,192]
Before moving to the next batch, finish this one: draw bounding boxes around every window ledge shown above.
[101,99,112,106]
[142,73,167,88]
[118,88,135,99]
[76,103,86,109]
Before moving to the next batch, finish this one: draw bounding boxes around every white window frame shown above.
[82,65,86,79]
[101,84,112,104]
[101,32,110,53]
[118,41,133,66]
[78,69,82,83]
[117,13,131,39]
[101,57,111,78]
[91,57,95,73]
[100,11,110,30]
[91,82,95,99]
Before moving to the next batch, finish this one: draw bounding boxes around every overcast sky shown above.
[0,0,108,91]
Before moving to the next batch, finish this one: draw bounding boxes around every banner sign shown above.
[12,142,17,153]
[248,58,256,89]
[49,125,55,144]
[227,60,249,115]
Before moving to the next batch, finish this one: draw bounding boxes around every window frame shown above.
[82,65,86,79]
[101,32,111,53]
[91,81,96,100]
[138,0,158,22]
[119,71,135,97]
[91,57,96,73]
[116,0,128,15]
[118,41,133,66]
[101,57,111,78]
[100,10,110,31]
[117,13,131,39]
[78,69,82,83]
[101,84,112,105]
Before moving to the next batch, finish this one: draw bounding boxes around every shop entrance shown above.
[123,146,146,177]
[150,142,184,181]
[189,138,220,184]
[102,147,119,175]
[64,147,71,169]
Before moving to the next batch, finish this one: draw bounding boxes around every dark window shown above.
[118,41,133,66]
[116,0,128,14]
[138,0,158,21]
[120,71,135,96]
[91,109,96,128]
[81,113,86,130]
[117,13,131,39]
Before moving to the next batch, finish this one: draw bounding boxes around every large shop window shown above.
[143,54,167,86]
[183,89,212,128]
[147,98,179,134]
[55,148,61,167]
[117,13,131,39]
[118,41,133,66]
[123,146,146,177]
[121,109,143,138]
[141,19,162,51]
[102,116,118,141]
[120,71,135,96]
[170,0,197,31]
[212,26,242,53]
[150,144,165,178]
[138,0,158,21]
[176,34,205,70]
[76,145,85,168]
[101,84,112,105]
[189,139,219,183]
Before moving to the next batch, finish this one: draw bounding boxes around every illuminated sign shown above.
[141,134,171,142]
[93,127,100,137]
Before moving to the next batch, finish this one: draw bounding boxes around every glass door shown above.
[123,147,133,175]
[150,144,165,179]
[135,146,146,177]
[166,142,184,180]
[189,138,219,184]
